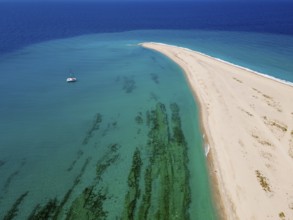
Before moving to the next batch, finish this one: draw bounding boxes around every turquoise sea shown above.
[1,2,293,220]
[0,32,216,219]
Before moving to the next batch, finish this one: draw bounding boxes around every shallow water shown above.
[1,29,293,219]
[0,33,216,219]
[1,1,293,218]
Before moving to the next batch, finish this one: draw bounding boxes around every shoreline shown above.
[141,42,293,88]
[141,42,293,219]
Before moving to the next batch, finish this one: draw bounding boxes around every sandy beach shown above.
[141,42,293,219]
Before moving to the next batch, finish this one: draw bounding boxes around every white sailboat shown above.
[66,73,77,82]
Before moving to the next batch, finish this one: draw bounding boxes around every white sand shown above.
[141,42,293,220]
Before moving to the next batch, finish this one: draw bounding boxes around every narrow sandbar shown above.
[141,42,293,219]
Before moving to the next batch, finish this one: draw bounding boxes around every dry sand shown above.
[141,42,293,220]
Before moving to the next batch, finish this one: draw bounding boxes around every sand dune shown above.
[141,42,293,220]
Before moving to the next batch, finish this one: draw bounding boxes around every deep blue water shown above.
[1,1,293,54]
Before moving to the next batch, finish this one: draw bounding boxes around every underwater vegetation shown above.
[67,150,84,172]
[27,157,92,219]
[2,159,26,193]
[102,119,118,137]
[122,148,143,219]
[122,76,136,93]
[122,102,191,220]
[149,92,159,103]
[2,102,191,220]
[83,113,102,145]
[116,75,136,93]
[65,186,108,220]
[150,73,159,84]
[150,55,166,70]
[65,143,120,220]
[3,191,28,220]
[135,112,144,125]
[0,160,5,168]
[3,171,19,193]
[95,144,120,182]
[28,199,58,220]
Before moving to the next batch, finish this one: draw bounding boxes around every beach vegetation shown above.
[252,88,260,93]
[252,132,273,147]
[252,133,259,139]
[279,211,285,219]
[263,116,288,133]
[233,77,243,83]
[260,140,272,146]
[270,121,287,132]
[263,94,272,100]
[256,170,271,192]
[241,108,253,117]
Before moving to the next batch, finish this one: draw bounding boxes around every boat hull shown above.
[66,77,77,82]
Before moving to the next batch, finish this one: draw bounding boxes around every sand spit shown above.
[141,42,293,220]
